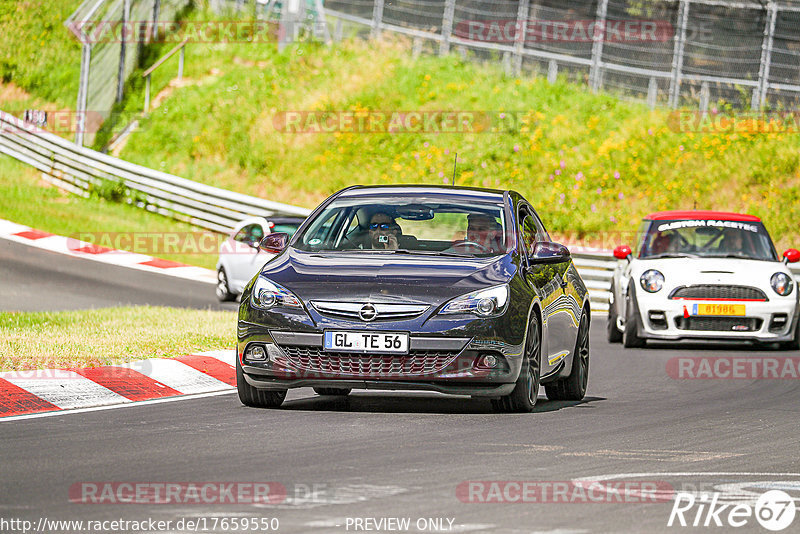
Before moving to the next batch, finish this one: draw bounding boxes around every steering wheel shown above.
[451,240,489,253]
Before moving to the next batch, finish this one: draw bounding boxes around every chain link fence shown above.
[65,0,191,146]
[314,0,800,111]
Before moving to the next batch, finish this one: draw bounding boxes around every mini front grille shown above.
[675,317,762,332]
[669,285,767,301]
[277,345,460,376]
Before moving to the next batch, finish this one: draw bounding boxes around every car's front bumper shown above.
[634,295,798,342]
[237,326,525,397]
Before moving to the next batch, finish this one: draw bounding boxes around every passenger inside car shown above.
[366,212,400,250]
[465,213,504,253]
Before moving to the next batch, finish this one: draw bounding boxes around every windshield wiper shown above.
[645,253,700,259]
[390,249,475,258]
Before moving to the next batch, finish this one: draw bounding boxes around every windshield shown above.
[293,195,510,257]
[638,219,777,261]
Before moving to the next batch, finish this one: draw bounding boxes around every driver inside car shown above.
[367,212,400,250]
[464,213,503,253]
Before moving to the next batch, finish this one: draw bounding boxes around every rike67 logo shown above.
[669,489,797,531]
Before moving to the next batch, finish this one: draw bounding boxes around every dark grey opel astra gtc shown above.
[236,185,590,412]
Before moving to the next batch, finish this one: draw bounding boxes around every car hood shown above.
[632,257,790,290]
[259,249,516,306]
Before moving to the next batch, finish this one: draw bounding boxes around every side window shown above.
[249,225,265,243]
[234,224,255,243]
[518,210,536,254]
[529,210,550,242]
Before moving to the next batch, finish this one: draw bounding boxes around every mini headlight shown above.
[439,285,509,317]
[770,272,794,296]
[640,269,664,293]
[251,276,302,309]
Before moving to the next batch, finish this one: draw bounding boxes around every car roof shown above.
[339,184,506,201]
[645,210,761,222]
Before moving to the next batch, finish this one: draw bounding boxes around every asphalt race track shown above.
[0,238,236,312]
[2,238,800,532]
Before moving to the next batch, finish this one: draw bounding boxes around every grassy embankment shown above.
[0,306,235,371]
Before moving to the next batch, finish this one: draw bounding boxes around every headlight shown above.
[439,285,509,317]
[640,270,664,293]
[770,272,794,296]
[251,276,302,309]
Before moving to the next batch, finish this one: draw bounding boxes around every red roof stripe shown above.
[645,210,761,222]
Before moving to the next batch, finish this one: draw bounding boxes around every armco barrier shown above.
[2,109,798,313]
[0,111,310,233]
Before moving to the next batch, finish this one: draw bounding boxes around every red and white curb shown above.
[0,349,237,419]
[0,219,216,284]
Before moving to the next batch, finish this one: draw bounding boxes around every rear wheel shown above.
[623,289,646,348]
[313,387,352,396]
[545,313,589,401]
[236,358,286,408]
[492,316,541,413]
[216,267,237,302]
[607,281,622,343]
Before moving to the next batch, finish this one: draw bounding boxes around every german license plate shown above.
[323,331,409,354]
[693,303,746,316]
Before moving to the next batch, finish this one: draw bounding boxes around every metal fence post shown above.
[668,0,689,108]
[647,77,658,109]
[753,1,777,110]
[75,43,92,147]
[699,81,709,114]
[152,0,162,41]
[547,59,558,84]
[589,0,609,92]
[513,0,529,75]
[371,0,385,39]
[439,0,456,56]
[178,47,185,80]
[117,0,131,103]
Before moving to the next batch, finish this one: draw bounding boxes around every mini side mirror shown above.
[530,241,571,264]
[613,245,632,261]
[783,248,800,264]
[260,232,288,254]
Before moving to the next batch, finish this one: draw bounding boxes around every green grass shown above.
[114,25,800,250]
[0,306,236,371]
[0,0,83,108]
[0,154,222,270]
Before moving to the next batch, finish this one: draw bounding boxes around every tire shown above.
[545,313,589,401]
[779,317,800,351]
[492,316,541,413]
[313,387,352,396]
[236,357,287,408]
[607,281,623,343]
[216,267,237,302]
[622,289,646,348]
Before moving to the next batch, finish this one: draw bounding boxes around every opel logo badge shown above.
[359,303,377,322]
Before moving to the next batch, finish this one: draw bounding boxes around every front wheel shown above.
[607,281,622,343]
[492,316,541,413]
[216,267,237,302]
[623,290,646,348]
[545,313,589,401]
[236,358,286,408]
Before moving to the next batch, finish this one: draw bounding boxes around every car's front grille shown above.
[277,345,461,376]
[310,301,430,322]
[669,285,767,301]
[675,317,762,332]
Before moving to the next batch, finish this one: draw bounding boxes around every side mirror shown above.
[260,232,289,254]
[613,245,632,261]
[530,241,571,264]
[783,248,800,264]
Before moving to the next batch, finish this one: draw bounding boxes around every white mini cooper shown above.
[608,211,800,348]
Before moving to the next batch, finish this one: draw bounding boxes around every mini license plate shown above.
[693,303,746,316]
[323,331,409,354]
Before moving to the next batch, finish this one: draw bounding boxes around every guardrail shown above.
[0,110,311,234]
[2,109,798,313]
